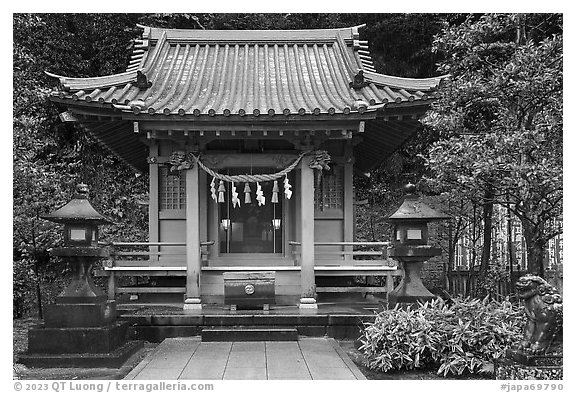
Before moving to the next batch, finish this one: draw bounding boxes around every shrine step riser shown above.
[121,314,375,326]
[201,327,298,341]
[120,313,374,342]
[128,325,346,342]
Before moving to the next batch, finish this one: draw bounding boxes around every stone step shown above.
[201,326,298,342]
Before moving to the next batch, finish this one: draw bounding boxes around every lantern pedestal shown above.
[43,247,116,327]
[19,249,143,368]
[387,245,441,307]
[49,247,109,301]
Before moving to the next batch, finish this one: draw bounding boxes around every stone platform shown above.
[495,349,563,380]
[19,321,144,368]
[18,340,143,368]
[495,357,563,380]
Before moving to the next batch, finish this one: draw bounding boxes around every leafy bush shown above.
[359,297,523,376]
[13,258,35,319]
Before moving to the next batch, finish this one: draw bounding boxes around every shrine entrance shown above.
[218,172,284,254]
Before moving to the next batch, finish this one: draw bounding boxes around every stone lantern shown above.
[41,183,113,307]
[387,184,449,307]
[19,184,142,368]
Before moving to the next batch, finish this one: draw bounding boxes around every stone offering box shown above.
[224,271,276,311]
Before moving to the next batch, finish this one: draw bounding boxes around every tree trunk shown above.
[515,14,527,46]
[477,187,495,296]
[33,258,43,320]
[31,221,43,320]
[466,204,478,297]
[447,217,454,293]
[507,207,516,292]
[522,221,546,277]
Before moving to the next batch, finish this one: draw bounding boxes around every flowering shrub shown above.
[359,297,524,376]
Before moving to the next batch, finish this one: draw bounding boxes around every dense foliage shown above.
[359,298,524,376]
[13,14,149,317]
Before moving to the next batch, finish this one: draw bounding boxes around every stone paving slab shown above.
[309,367,357,380]
[133,367,184,380]
[125,337,365,380]
[223,367,267,380]
[268,368,312,380]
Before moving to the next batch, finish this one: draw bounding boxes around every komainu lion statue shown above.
[514,274,562,354]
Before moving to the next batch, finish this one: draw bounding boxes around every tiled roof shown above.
[47,25,442,117]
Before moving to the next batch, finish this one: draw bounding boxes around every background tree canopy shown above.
[423,14,562,281]
[13,13,562,317]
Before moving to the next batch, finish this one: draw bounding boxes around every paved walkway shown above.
[125,337,366,380]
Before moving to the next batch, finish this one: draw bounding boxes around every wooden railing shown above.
[97,241,400,299]
[289,241,400,294]
[103,241,395,268]
[97,241,213,300]
[103,241,213,267]
[288,241,395,265]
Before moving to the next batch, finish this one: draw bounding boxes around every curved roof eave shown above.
[363,71,446,92]
[45,70,139,92]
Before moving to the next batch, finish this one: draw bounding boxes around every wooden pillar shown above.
[184,162,202,312]
[107,272,116,301]
[386,271,395,293]
[343,158,354,261]
[148,142,159,262]
[299,161,317,309]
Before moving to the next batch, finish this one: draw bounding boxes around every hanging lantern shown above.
[256,182,266,206]
[283,175,292,199]
[210,177,218,202]
[218,180,226,203]
[221,218,231,231]
[271,180,279,203]
[272,218,282,230]
[244,183,252,204]
[231,182,241,208]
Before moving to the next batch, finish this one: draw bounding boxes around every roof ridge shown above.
[138,25,359,43]
[136,23,362,33]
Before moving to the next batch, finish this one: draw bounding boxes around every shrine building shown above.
[47,24,443,311]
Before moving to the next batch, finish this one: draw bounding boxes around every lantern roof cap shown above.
[42,184,113,225]
[388,183,450,222]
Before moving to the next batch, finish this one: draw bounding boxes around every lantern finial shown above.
[76,183,89,198]
[404,182,417,195]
